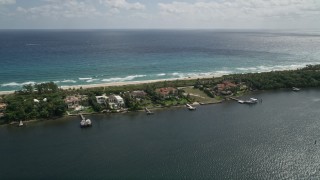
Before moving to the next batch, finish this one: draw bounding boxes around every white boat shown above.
[245,98,258,104]
[292,87,300,91]
[85,119,92,126]
[80,119,92,128]
[80,119,86,127]
[18,120,24,127]
[238,98,258,104]
[249,98,258,103]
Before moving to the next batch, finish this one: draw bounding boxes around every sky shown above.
[0,0,319,29]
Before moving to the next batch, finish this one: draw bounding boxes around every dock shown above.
[145,108,154,115]
[80,113,85,120]
[230,97,241,102]
[186,104,196,110]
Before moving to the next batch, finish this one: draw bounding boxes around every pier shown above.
[145,108,154,115]
[80,113,85,120]
[186,104,196,110]
[230,97,241,102]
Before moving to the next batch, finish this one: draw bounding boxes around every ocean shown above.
[1,89,320,179]
[1,29,320,91]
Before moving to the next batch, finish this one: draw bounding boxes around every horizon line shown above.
[0,28,319,31]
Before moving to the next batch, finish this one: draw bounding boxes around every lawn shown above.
[182,87,220,103]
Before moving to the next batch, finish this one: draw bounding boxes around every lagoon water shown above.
[1,29,320,91]
[1,89,320,179]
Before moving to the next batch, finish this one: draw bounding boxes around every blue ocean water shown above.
[0,29,320,91]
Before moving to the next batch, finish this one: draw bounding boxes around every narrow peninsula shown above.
[1,64,320,125]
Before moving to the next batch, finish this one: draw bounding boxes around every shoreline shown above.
[60,76,215,89]
[0,75,216,95]
[2,64,320,126]
[1,99,222,127]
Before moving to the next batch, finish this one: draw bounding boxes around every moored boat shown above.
[18,120,24,127]
[238,98,258,104]
[292,87,300,91]
[80,119,92,128]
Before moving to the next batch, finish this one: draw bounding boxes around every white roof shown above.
[113,95,123,101]
[96,95,108,99]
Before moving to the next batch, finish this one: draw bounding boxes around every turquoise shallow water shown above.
[1,89,320,179]
[0,30,320,91]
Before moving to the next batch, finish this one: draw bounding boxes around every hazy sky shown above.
[0,0,319,29]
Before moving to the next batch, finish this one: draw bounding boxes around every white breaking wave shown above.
[86,79,99,83]
[79,78,93,80]
[156,73,166,76]
[1,81,36,87]
[169,71,230,79]
[102,75,146,82]
[171,72,185,78]
[61,80,77,83]
[236,67,258,71]
[214,71,233,76]
[235,63,318,73]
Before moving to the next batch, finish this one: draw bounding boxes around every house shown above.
[155,87,177,98]
[108,95,125,109]
[223,81,237,88]
[95,95,108,105]
[65,95,87,109]
[130,90,147,99]
[65,96,81,109]
[215,81,237,92]
[0,103,7,117]
[0,103,7,112]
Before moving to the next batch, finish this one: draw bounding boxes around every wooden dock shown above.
[79,113,85,120]
[230,97,241,102]
[186,104,196,110]
[145,108,154,115]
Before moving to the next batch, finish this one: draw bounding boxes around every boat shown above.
[79,113,92,128]
[186,104,196,110]
[238,98,258,104]
[18,120,24,127]
[248,98,258,103]
[80,119,92,128]
[292,87,300,91]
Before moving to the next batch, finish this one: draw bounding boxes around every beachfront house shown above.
[65,96,80,109]
[155,87,177,99]
[214,81,237,96]
[95,95,108,105]
[64,95,87,109]
[0,103,7,118]
[108,95,125,109]
[130,90,147,99]
[0,103,7,112]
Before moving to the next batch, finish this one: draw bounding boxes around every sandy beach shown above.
[0,75,217,95]
[0,91,15,95]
